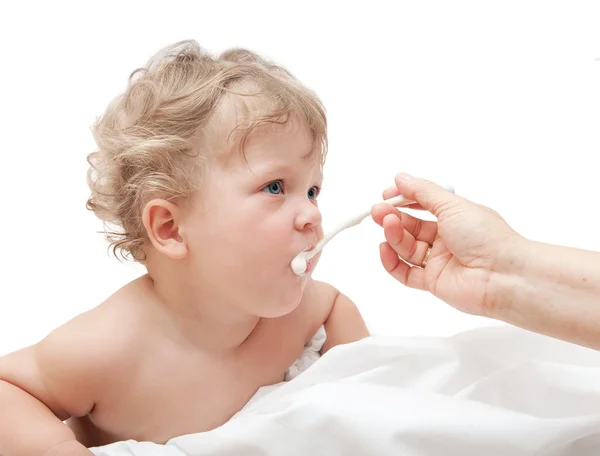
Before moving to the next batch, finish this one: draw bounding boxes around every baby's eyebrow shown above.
[250,162,296,177]
[251,162,322,184]
[265,163,295,174]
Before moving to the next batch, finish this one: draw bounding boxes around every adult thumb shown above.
[394,173,459,218]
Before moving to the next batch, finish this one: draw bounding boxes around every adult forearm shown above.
[487,238,600,350]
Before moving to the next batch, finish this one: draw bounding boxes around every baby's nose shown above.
[295,202,322,231]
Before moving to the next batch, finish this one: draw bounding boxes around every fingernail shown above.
[396,172,414,181]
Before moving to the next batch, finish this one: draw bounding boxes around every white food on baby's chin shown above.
[291,254,307,275]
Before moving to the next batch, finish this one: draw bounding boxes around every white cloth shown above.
[91,325,600,456]
[285,324,327,381]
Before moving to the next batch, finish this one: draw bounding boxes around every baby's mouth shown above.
[304,260,313,274]
[290,244,317,276]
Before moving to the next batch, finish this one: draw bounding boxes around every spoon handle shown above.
[305,194,416,260]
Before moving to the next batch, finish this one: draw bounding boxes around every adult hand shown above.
[371,173,523,317]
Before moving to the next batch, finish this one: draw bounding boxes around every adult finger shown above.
[372,204,438,244]
[394,173,460,218]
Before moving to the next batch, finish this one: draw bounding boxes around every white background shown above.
[1,1,599,356]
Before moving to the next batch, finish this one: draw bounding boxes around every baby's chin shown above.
[253,283,307,318]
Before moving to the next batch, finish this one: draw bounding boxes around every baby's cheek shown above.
[240,228,289,265]
[262,220,293,243]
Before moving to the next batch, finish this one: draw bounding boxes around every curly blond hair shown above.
[86,40,328,261]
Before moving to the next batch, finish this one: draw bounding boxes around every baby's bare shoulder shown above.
[0,279,147,419]
[47,291,145,368]
[306,280,369,354]
[300,279,341,327]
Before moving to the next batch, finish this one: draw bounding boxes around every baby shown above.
[0,41,369,455]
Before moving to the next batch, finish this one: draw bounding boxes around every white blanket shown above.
[91,325,600,456]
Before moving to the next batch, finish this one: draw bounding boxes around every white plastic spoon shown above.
[291,184,455,275]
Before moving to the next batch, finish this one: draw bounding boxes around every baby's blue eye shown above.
[308,186,320,200]
[264,181,283,195]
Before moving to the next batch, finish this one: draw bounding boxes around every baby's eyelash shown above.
[261,180,321,198]
[308,186,321,200]
[262,179,285,195]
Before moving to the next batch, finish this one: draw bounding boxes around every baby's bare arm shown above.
[0,311,122,455]
[321,291,369,354]
[309,281,369,355]
[0,379,91,455]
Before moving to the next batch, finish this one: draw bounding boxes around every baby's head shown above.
[87,40,327,316]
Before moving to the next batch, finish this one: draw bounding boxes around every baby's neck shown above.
[142,274,261,353]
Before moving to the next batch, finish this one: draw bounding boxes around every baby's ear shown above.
[142,199,187,260]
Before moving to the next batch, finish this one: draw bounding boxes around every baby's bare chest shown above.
[77,320,317,446]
